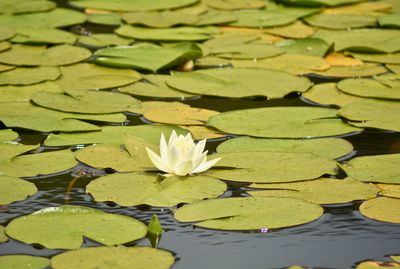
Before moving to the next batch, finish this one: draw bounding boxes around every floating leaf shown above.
[174,197,323,230]
[44,125,188,146]
[128,101,191,115]
[166,68,312,98]
[180,125,226,140]
[275,0,366,7]
[0,41,11,52]
[379,14,400,28]
[202,32,260,50]
[0,143,38,163]
[116,25,218,41]
[376,184,400,199]
[0,255,49,269]
[0,0,56,14]
[54,63,140,92]
[304,14,376,29]
[346,52,400,64]
[0,129,18,142]
[341,153,400,184]
[78,34,132,48]
[93,42,202,72]
[31,91,141,114]
[263,21,314,39]
[205,151,337,183]
[203,0,265,10]
[217,136,353,159]
[0,64,14,72]
[5,205,147,249]
[87,13,121,25]
[0,26,15,41]
[302,82,364,107]
[228,10,298,28]
[0,176,38,205]
[337,77,400,100]
[356,260,400,269]
[51,246,174,269]
[207,106,360,138]
[322,1,392,16]
[0,225,7,242]
[0,44,91,66]
[210,43,284,60]
[196,10,237,26]
[312,63,387,78]
[0,149,77,177]
[275,38,330,57]
[359,197,400,224]
[144,106,219,125]
[325,52,363,66]
[0,8,86,28]
[69,0,198,11]
[248,178,378,205]
[338,99,400,132]
[0,66,60,85]
[122,10,199,28]
[11,27,76,44]
[387,64,400,74]
[86,172,227,207]
[118,75,195,98]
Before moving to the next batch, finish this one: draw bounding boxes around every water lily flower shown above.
[146,130,220,176]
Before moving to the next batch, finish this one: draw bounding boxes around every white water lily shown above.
[146,130,221,176]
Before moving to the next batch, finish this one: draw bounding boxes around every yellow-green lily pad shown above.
[5,205,147,249]
[203,0,265,10]
[228,10,298,28]
[0,0,56,14]
[312,63,387,78]
[0,26,15,41]
[0,82,62,103]
[122,10,199,28]
[248,177,378,205]
[359,197,400,224]
[0,176,38,205]
[356,260,400,269]
[379,14,400,28]
[207,106,360,138]
[341,153,400,184]
[305,14,376,29]
[143,106,219,125]
[387,64,400,74]
[128,101,191,115]
[51,246,174,269]
[11,27,76,44]
[275,38,330,57]
[337,77,400,100]
[86,172,227,207]
[0,143,38,163]
[78,34,132,48]
[0,225,7,242]
[174,196,323,230]
[264,21,314,39]
[87,13,121,26]
[0,129,18,142]
[210,43,284,60]
[0,66,60,85]
[376,184,400,199]
[216,136,353,159]
[0,255,49,269]
[276,0,363,7]
[346,52,400,64]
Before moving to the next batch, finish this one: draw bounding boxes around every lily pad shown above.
[0,143,38,163]
[356,260,400,269]
[207,106,360,138]
[263,21,314,39]
[196,10,237,26]
[93,42,202,72]
[166,67,312,98]
[304,14,376,29]
[337,77,400,100]
[0,0,56,14]
[69,0,198,11]
[387,64,400,74]
[326,52,363,67]
[0,66,60,85]
[248,178,378,205]
[0,8,86,28]
[116,25,218,41]
[31,91,141,114]
[0,225,7,242]
[144,106,219,125]
[217,136,353,159]
[78,34,132,48]
[0,26,15,41]
[341,153,400,184]
[0,41,11,52]
[87,13,121,26]
[11,27,76,44]
[312,63,387,78]
[0,176,38,205]
[5,205,147,249]
[359,197,400,224]
[0,129,18,142]
[275,38,330,57]
[376,184,400,199]
[0,149,77,177]
[128,101,191,115]
[0,255,49,269]
[303,83,364,107]
[276,0,367,7]
[87,172,227,207]
[379,14,400,28]
[228,10,298,28]
[338,99,400,132]
[54,63,140,92]
[174,196,323,230]
[203,0,265,10]
[0,64,14,72]
[205,151,337,183]
[44,125,188,146]
[118,75,195,98]
[346,52,400,64]
[180,125,226,140]
[51,246,174,269]
[122,10,199,28]
[210,43,284,60]
[321,1,392,16]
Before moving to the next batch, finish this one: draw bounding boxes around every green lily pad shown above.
[263,21,314,39]
[359,197,400,224]
[248,178,378,205]
[387,64,400,74]
[356,260,400,269]
[123,10,199,28]
[0,255,49,269]
[0,8,86,28]
[0,64,14,72]
[0,143,38,163]
[0,26,15,41]
[341,153,400,184]
[275,38,330,57]
[31,91,141,114]
[0,0,56,14]
[228,10,298,28]
[0,66,60,85]
[203,0,265,10]
[275,0,365,7]
[78,34,133,49]
[116,25,218,41]
[10,27,76,44]
[319,1,392,15]
[338,99,400,132]
[217,136,353,159]
[69,0,198,11]
[0,176,38,205]
[0,149,77,177]
[205,151,337,183]
[144,106,219,125]
[93,42,202,72]
[314,29,400,53]
[376,184,400,199]
[0,129,18,142]
[304,14,376,29]
[54,63,140,92]
[202,32,259,51]
[302,82,364,107]
[207,106,360,138]
[312,63,387,78]
[346,52,400,64]
[166,67,312,98]
[118,74,196,98]
[87,13,121,26]
[337,77,400,100]
[232,54,330,75]
[51,246,174,269]
[44,125,188,146]
[379,14,400,28]
[87,172,227,207]
[0,225,7,242]
[195,10,237,26]
[5,205,147,249]
[174,196,323,230]
[0,41,11,52]
[128,101,191,115]
[0,44,91,66]
[210,43,284,60]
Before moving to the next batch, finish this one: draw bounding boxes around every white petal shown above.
[167,144,180,169]
[191,157,221,174]
[184,132,194,144]
[173,160,193,176]
[193,139,206,159]
[168,130,178,145]
[159,133,168,160]
[192,151,207,169]
[146,148,170,173]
